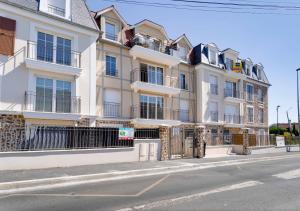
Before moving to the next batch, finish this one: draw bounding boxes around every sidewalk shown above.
[0,152,296,184]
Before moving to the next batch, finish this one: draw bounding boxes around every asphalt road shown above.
[1,153,300,211]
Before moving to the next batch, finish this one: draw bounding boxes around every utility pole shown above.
[296,68,300,150]
[276,105,280,133]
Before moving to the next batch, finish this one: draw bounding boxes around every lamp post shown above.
[297,68,300,136]
[276,105,280,133]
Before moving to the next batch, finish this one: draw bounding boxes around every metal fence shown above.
[0,127,134,152]
[134,128,160,139]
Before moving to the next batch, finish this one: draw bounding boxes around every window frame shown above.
[105,55,117,77]
[246,83,254,102]
[140,95,164,120]
[247,106,254,123]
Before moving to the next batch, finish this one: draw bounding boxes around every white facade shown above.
[0,0,98,126]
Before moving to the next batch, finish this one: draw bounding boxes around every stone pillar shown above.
[159,126,170,161]
[243,128,249,155]
[196,126,206,158]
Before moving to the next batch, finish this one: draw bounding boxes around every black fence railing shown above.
[0,127,134,152]
[134,128,160,139]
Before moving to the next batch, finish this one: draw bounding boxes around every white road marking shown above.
[0,154,298,195]
[273,168,300,180]
[2,175,169,199]
[116,181,263,211]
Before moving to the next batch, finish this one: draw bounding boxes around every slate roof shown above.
[0,0,99,31]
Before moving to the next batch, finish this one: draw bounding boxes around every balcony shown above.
[104,32,118,42]
[129,35,181,67]
[130,105,181,127]
[224,88,244,102]
[23,92,81,120]
[130,68,180,96]
[103,102,121,118]
[48,4,65,17]
[224,114,242,126]
[25,41,82,76]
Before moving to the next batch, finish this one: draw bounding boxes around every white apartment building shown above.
[0,0,99,129]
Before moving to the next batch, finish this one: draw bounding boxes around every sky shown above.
[87,0,300,125]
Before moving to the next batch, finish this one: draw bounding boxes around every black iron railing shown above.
[27,41,81,68]
[24,91,81,114]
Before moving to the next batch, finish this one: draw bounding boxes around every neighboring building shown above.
[0,0,99,128]
[193,43,270,146]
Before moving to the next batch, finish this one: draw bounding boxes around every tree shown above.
[269,125,286,135]
[292,124,299,136]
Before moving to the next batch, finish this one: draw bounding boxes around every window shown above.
[36,77,53,112]
[179,100,189,122]
[209,75,218,95]
[35,77,74,113]
[140,64,163,85]
[225,81,238,98]
[224,105,240,124]
[225,58,233,71]
[246,84,254,101]
[209,49,217,65]
[0,16,16,56]
[209,102,218,122]
[104,89,121,117]
[140,95,164,119]
[56,80,71,113]
[258,108,264,124]
[56,37,71,66]
[180,73,188,90]
[247,107,254,123]
[105,22,116,41]
[37,32,54,62]
[257,88,264,102]
[106,55,117,76]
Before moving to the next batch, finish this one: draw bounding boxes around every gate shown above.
[170,127,195,159]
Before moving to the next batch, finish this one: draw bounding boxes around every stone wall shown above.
[0,114,25,152]
[159,126,170,160]
[96,120,132,128]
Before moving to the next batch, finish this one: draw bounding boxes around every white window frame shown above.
[209,101,218,122]
[140,94,164,119]
[209,74,218,95]
[246,83,254,102]
[34,76,74,113]
[105,54,118,77]
[247,106,254,123]
[209,49,218,65]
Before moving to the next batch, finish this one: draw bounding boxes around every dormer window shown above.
[209,49,217,65]
[225,58,233,71]
[246,64,252,76]
[39,0,70,19]
[105,22,117,41]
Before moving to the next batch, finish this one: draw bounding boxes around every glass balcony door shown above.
[140,95,164,120]
[56,80,71,113]
[36,77,53,112]
[225,81,238,98]
[37,32,54,62]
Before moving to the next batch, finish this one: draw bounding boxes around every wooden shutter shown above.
[0,16,16,56]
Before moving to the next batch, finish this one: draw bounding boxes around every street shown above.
[1,153,300,211]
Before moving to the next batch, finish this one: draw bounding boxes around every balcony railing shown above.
[224,88,243,99]
[224,114,241,124]
[248,115,254,123]
[24,92,81,114]
[27,41,81,68]
[209,111,218,122]
[103,102,121,118]
[131,34,170,55]
[48,4,65,17]
[105,32,118,41]
[173,109,192,122]
[131,105,175,120]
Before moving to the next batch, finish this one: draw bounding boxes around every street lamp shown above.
[297,68,300,137]
[276,105,280,132]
